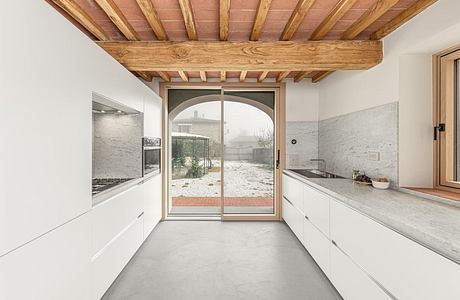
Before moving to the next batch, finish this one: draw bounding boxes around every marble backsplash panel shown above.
[93,113,143,179]
[286,121,319,169]
[319,102,398,185]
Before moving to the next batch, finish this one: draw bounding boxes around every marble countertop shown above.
[283,170,460,265]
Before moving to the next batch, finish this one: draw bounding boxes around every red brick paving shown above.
[172,197,273,206]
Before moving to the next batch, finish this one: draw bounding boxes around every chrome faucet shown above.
[310,159,326,172]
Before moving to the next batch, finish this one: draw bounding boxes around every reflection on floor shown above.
[102,221,341,300]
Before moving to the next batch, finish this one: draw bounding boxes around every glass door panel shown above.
[222,90,275,214]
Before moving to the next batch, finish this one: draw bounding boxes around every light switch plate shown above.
[368,151,380,161]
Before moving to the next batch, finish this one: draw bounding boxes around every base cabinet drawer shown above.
[92,215,144,300]
[143,175,162,239]
[302,217,330,278]
[330,244,391,300]
[282,174,304,213]
[303,185,330,237]
[282,197,303,241]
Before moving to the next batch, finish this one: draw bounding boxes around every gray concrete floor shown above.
[102,221,342,300]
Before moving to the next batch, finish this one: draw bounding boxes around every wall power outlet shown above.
[368,151,380,161]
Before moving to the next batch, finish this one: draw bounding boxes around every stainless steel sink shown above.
[289,169,344,179]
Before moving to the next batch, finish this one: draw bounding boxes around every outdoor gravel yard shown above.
[172,160,273,197]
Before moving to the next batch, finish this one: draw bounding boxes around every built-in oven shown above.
[142,137,161,176]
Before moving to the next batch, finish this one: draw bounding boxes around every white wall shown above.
[0,1,161,299]
[286,79,320,122]
[318,0,460,187]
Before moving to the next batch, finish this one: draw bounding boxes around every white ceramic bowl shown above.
[371,180,390,189]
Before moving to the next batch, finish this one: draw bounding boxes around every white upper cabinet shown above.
[143,94,162,138]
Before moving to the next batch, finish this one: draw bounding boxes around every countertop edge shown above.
[282,170,460,266]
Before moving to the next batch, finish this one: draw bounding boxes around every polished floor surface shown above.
[102,221,342,300]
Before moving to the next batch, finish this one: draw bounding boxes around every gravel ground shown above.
[172,161,274,197]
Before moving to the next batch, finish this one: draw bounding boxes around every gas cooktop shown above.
[92,178,134,196]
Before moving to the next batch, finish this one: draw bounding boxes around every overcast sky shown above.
[175,100,273,140]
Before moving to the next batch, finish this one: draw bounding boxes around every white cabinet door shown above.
[0,214,91,300]
[303,185,330,237]
[282,197,303,241]
[302,217,331,278]
[143,174,162,238]
[282,174,304,213]
[330,243,391,300]
[330,200,460,300]
[143,95,162,137]
[92,215,144,300]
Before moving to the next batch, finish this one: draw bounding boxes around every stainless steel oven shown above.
[142,137,161,176]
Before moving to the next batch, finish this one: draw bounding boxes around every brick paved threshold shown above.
[172,197,273,206]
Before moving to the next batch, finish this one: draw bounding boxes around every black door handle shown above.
[276,149,280,169]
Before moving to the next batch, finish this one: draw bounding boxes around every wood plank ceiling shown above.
[48,0,437,83]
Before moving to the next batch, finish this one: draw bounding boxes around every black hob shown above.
[92,178,134,196]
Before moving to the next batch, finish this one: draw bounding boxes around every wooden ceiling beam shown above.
[97,40,382,71]
[95,0,139,41]
[220,0,231,41]
[136,0,169,40]
[280,0,316,41]
[136,71,153,81]
[250,0,273,41]
[220,71,226,82]
[310,0,358,40]
[200,71,207,82]
[50,0,110,41]
[178,71,189,82]
[312,71,333,83]
[342,0,399,40]
[157,71,171,82]
[178,0,198,40]
[239,71,248,82]
[258,71,269,82]
[294,71,311,82]
[276,71,290,82]
[371,0,438,40]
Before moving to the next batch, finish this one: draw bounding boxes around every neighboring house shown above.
[172,110,220,143]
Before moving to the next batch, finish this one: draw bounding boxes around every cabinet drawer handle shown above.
[138,212,144,218]
[283,196,293,206]
[304,215,309,220]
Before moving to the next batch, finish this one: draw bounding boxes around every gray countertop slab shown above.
[283,170,460,265]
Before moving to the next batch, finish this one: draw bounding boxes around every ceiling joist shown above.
[95,0,139,41]
[178,0,198,40]
[312,71,333,83]
[157,71,171,82]
[239,71,248,82]
[220,0,231,41]
[97,40,382,72]
[220,71,226,82]
[135,0,168,40]
[280,0,316,41]
[310,0,358,40]
[178,71,189,82]
[250,0,273,41]
[371,0,438,40]
[342,0,399,40]
[258,71,269,82]
[276,71,291,82]
[294,71,311,82]
[200,71,207,82]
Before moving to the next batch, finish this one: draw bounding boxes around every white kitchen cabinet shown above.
[91,183,144,255]
[303,185,330,237]
[0,213,92,300]
[282,174,304,213]
[282,197,303,241]
[143,94,162,137]
[143,174,162,239]
[92,214,144,300]
[330,200,460,300]
[330,243,391,300]
[302,217,331,277]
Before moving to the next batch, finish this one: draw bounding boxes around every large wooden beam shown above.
[178,0,198,40]
[342,0,399,40]
[220,0,231,41]
[371,0,438,40]
[97,40,383,72]
[310,0,358,40]
[250,0,272,41]
[136,0,169,40]
[280,0,316,41]
[51,0,110,41]
[95,0,139,41]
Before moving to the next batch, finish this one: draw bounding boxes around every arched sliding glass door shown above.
[166,87,280,219]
